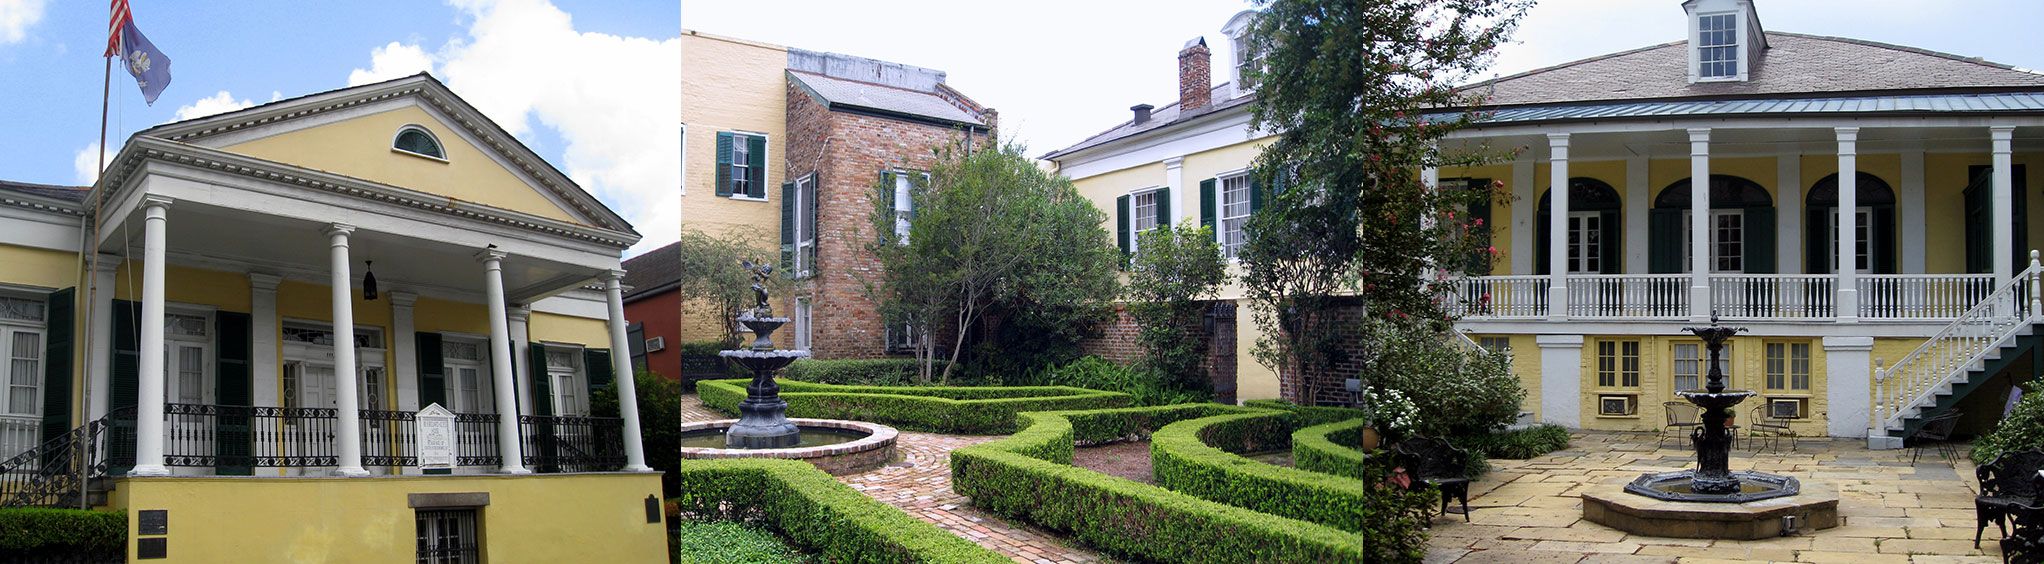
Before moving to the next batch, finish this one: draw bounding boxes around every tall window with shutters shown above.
[1131,188,1162,255]
[0,296,45,418]
[716,131,768,200]
[1596,340,1640,389]
[888,170,929,245]
[545,348,586,417]
[784,173,818,278]
[1218,173,1251,258]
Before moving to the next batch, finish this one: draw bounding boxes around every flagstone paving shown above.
[681,393,1115,563]
[1425,431,1998,564]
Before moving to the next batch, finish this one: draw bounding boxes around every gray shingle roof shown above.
[788,70,985,127]
[0,180,88,203]
[620,241,679,301]
[1463,32,2044,107]
[1041,82,1249,160]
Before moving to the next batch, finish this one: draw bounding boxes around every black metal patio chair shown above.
[1979,450,2044,548]
[2003,472,2044,564]
[1661,401,1702,450]
[1392,436,1474,523]
[1748,404,1800,453]
[1909,409,1964,465]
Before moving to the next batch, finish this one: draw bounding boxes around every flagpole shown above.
[75,28,115,512]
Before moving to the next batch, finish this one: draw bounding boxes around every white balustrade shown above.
[1708,274,1836,319]
[1567,275,1690,318]
[1872,261,2040,435]
[1443,275,1548,318]
[0,416,38,467]
[1857,274,1995,319]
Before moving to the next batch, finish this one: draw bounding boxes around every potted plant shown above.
[1360,387,1419,451]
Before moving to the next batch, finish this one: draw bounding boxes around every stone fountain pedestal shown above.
[1583,482,1838,539]
[718,314,808,449]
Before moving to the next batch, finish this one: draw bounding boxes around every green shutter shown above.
[1153,187,1171,228]
[585,349,614,395]
[1599,210,1622,274]
[1199,178,1217,233]
[528,342,552,418]
[109,299,139,474]
[1649,209,1683,274]
[1535,207,1551,276]
[1874,207,1898,274]
[214,311,252,475]
[417,332,446,409]
[715,132,734,197]
[1807,207,1832,274]
[1250,174,1266,212]
[780,180,796,275]
[1744,207,1776,274]
[1116,194,1131,266]
[39,288,73,447]
[747,135,769,199]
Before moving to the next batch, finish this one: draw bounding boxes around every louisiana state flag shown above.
[106,0,171,105]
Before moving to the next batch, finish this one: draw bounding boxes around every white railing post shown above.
[2029,250,2041,319]
[1870,359,1885,439]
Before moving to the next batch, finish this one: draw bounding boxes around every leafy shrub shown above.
[950,405,1364,562]
[1151,411,1366,533]
[1126,221,1228,393]
[1361,450,1436,562]
[1977,382,2044,464]
[674,521,807,564]
[0,507,125,560]
[1027,356,1209,406]
[1294,418,1366,480]
[593,371,682,497]
[1363,318,1523,436]
[694,379,1131,434]
[779,358,970,386]
[677,459,1005,563]
[1459,424,1570,460]
[1242,399,1366,428]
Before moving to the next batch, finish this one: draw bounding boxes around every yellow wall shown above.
[680,31,788,242]
[414,296,490,336]
[529,312,608,348]
[221,105,580,225]
[1234,305,1278,402]
[0,244,79,289]
[1557,335,1832,435]
[110,473,666,563]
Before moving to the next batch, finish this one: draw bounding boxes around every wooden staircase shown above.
[1869,254,2044,449]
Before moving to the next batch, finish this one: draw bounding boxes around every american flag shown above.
[104,0,131,57]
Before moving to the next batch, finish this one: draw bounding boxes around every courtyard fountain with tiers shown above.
[1580,317,1840,539]
[679,261,899,474]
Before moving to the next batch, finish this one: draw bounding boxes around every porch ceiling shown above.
[96,198,601,303]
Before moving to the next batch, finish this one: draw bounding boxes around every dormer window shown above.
[1221,10,1261,95]
[1696,13,1740,79]
[393,126,446,160]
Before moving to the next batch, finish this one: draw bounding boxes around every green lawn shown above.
[673,521,807,564]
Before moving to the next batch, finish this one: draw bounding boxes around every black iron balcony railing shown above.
[153,404,618,473]
[519,415,626,473]
[360,409,416,468]
[165,403,338,469]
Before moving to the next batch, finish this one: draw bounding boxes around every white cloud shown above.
[172,91,256,122]
[347,42,437,86]
[425,0,680,257]
[0,0,45,44]
[73,141,117,185]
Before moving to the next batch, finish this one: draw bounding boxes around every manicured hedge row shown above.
[1152,411,1367,533]
[677,458,1006,563]
[0,507,126,560]
[781,358,955,386]
[695,379,1131,434]
[1293,417,1366,480]
[950,406,1364,563]
[1243,399,1366,428]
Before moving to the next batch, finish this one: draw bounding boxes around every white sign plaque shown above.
[417,403,457,470]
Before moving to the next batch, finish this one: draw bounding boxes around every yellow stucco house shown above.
[1047,0,2044,449]
[0,74,666,562]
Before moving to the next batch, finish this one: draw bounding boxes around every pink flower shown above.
[1487,245,1498,255]
[1473,218,1484,227]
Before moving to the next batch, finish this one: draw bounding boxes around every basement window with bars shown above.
[415,508,479,564]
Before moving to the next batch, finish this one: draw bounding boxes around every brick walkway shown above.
[679,393,1115,563]
[1427,431,1997,564]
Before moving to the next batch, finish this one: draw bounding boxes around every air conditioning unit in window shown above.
[644,336,665,353]
[1769,398,1806,419]
[1598,395,1637,416]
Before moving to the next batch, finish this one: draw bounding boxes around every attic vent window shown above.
[1697,13,1739,79]
[394,126,446,160]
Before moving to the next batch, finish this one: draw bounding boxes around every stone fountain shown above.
[680,261,898,473]
[1580,317,1838,539]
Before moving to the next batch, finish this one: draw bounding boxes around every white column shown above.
[1777,153,1802,275]
[1688,128,1712,321]
[1546,133,1571,320]
[480,249,530,474]
[130,196,172,477]
[86,256,117,421]
[1164,156,1185,224]
[1836,128,1861,323]
[1623,156,1649,274]
[1536,334,1584,428]
[1824,336,1874,441]
[327,224,370,477]
[602,271,652,472]
[1510,158,1535,275]
[1994,126,2017,283]
[1900,145,1927,274]
[249,274,281,410]
[392,291,419,412]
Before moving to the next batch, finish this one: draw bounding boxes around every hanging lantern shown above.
[363,260,379,301]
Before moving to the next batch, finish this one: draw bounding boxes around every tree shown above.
[1238,0,1526,391]
[1126,221,1228,393]
[673,229,785,346]
[866,140,1121,383]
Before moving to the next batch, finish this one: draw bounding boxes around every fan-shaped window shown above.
[393,126,446,160]
[1654,174,1771,209]
[1805,172,1897,274]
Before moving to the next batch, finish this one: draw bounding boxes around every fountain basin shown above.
[1583,480,1838,539]
[680,418,897,475]
[1624,469,1800,502]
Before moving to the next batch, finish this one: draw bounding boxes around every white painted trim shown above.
[529,291,610,320]
[390,124,450,163]
[1510,158,1535,275]
[1777,151,1802,274]
[1536,334,1585,428]
[392,291,419,412]
[1623,156,1648,274]
[1058,110,1257,181]
[508,306,532,420]
[86,258,117,421]
[1164,157,1185,225]
[1823,335,1874,438]
[0,205,83,252]
[1900,146,1926,274]
[1450,116,2044,142]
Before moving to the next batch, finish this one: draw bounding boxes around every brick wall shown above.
[1275,297,1364,407]
[785,81,988,359]
[1078,300,1239,404]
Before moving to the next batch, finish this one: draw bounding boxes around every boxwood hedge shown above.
[1151,411,1366,533]
[949,406,1364,563]
[677,458,1006,563]
[1242,399,1365,427]
[0,507,125,560]
[694,379,1131,434]
[1292,417,1366,480]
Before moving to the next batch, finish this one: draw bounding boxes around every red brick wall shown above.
[784,81,988,359]
[622,288,681,380]
[1276,297,1364,407]
[1078,300,1239,404]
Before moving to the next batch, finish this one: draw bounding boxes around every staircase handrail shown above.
[1874,252,2044,435]
[0,406,134,508]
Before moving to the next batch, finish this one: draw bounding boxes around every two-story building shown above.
[1048,0,2044,448]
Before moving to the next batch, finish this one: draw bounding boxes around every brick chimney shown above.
[1178,37,1211,112]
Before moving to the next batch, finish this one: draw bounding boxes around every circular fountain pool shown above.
[680,418,898,475]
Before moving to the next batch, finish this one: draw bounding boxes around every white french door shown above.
[1566,211,1602,274]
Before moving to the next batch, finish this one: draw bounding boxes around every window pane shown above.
[1791,343,1811,390]
[1764,343,1785,390]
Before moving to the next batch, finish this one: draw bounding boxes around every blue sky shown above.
[0,0,680,255]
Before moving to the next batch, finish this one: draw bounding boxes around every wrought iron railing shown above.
[361,409,417,468]
[519,415,625,473]
[454,412,502,468]
[0,406,129,509]
[165,403,338,468]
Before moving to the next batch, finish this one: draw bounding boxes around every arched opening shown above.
[1535,177,1621,275]
[1649,175,1775,274]
[393,125,446,160]
[1805,172,1897,274]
